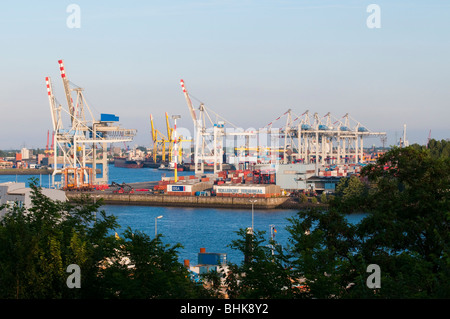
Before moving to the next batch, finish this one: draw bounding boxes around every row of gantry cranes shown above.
[175,79,386,174]
[44,59,386,189]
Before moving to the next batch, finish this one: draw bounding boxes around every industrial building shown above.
[184,248,228,284]
[274,163,358,192]
[0,182,67,217]
[0,159,13,169]
[275,163,316,191]
[306,176,342,193]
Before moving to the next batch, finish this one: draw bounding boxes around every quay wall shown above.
[66,192,291,209]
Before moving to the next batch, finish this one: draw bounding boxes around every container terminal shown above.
[3,59,390,209]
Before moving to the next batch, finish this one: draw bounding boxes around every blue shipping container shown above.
[100,113,119,122]
[198,253,227,265]
[325,183,336,190]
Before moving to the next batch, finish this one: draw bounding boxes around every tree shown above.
[285,147,450,298]
[410,138,450,160]
[102,229,210,299]
[286,207,359,298]
[299,193,308,203]
[0,181,119,298]
[0,180,210,299]
[333,174,367,213]
[218,228,295,299]
[320,192,328,204]
[353,147,450,297]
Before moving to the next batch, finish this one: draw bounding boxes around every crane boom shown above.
[45,76,58,131]
[180,79,198,126]
[58,59,75,124]
[165,112,173,142]
[165,112,174,163]
[150,114,157,142]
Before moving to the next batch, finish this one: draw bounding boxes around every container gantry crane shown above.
[262,110,386,166]
[150,113,169,163]
[46,59,137,189]
[180,79,257,173]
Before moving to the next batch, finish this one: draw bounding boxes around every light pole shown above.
[269,224,275,256]
[155,215,163,237]
[249,198,257,232]
[172,115,181,182]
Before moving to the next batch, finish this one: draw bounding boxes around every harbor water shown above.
[0,165,366,264]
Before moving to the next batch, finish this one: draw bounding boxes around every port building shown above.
[0,182,67,218]
[275,163,316,191]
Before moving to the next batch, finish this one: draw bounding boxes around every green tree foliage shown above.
[299,193,308,203]
[333,175,367,213]
[102,229,209,299]
[410,138,450,160]
[0,180,209,299]
[285,147,450,298]
[217,229,295,299]
[354,147,450,297]
[320,192,328,204]
[0,182,118,298]
[286,208,359,298]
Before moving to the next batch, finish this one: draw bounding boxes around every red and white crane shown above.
[179,79,257,173]
[58,60,76,125]
[45,59,137,189]
[180,79,198,127]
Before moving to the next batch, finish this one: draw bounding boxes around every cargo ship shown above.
[113,157,144,168]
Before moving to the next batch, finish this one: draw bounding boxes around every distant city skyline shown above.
[0,0,449,149]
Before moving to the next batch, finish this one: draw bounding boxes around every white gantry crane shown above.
[180,79,225,174]
[179,79,386,171]
[180,79,257,174]
[45,59,137,190]
[263,110,386,166]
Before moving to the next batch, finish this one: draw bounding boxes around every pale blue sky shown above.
[0,0,449,149]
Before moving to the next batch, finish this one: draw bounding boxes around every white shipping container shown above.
[167,184,193,193]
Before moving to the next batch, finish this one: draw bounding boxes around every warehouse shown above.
[0,182,67,217]
[306,176,342,193]
[275,163,316,191]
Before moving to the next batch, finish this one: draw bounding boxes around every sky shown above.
[0,0,449,149]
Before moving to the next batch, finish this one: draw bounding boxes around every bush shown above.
[299,193,308,203]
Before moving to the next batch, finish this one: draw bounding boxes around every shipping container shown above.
[213,184,281,196]
[167,181,213,195]
[100,113,119,122]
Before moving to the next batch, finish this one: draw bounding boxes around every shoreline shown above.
[0,168,53,175]
[66,192,328,210]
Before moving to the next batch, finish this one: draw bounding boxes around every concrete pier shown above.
[66,192,293,209]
